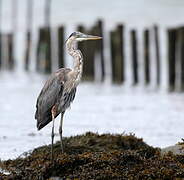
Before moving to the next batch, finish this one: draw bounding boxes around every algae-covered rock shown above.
[0,132,184,180]
[161,144,184,155]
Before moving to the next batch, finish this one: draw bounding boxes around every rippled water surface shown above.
[1,71,184,160]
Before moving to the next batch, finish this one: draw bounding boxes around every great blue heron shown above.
[35,31,102,160]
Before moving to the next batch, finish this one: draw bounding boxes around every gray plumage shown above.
[35,68,76,130]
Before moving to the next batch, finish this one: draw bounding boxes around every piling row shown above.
[2,10,184,92]
[32,20,163,89]
[0,22,163,89]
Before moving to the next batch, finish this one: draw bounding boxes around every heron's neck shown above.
[66,39,83,84]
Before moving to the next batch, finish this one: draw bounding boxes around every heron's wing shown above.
[35,68,71,130]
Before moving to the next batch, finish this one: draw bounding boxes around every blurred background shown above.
[0,0,184,160]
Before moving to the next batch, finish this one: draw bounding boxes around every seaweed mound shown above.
[0,132,184,180]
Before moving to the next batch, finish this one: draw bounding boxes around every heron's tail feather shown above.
[36,109,60,130]
[36,110,52,130]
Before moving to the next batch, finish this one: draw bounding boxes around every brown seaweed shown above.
[0,132,184,180]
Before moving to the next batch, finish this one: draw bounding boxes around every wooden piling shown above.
[36,28,42,72]
[154,25,160,86]
[25,31,31,71]
[144,29,150,85]
[7,34,14,69]
[110,31,115,82]
[96,20,105,81]
[168,29,177,92]
[178,27,184,91]
[130,30,138,85]
[117,24,124,82]
[36,27,51,73]
[58,26,65,68]
[44,27,51,73]
[110,25,124,84]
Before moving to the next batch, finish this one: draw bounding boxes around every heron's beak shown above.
[77,34,102,41]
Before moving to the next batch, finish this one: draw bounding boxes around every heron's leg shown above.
[51,107,56,161]
[59,112,65,153]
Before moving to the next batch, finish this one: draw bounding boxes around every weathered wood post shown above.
[25,0,33,71]
[44,27,52,73]
[130,29,138,85]
[58,26,65,68]
[168,29,177,92]
[178,27,184,91]
[117,24,124,82]
[96,20,105,81]
[154,25,160,86]
[36,29,41,72]
[7,34,14,69]
[110,31,115,82]
[36,27,51,73]
[36,28,42,72]
[25,31,31,70]
[110,25,124,84]
[144,29,150,85]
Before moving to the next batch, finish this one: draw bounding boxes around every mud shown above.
[0,132,184,180]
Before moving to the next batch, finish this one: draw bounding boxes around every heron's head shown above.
[66,31,102,43]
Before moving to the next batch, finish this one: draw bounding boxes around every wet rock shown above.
[161,144,184,155]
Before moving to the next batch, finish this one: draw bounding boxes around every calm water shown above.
[1,71,184,160]
[0,0,184,160]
